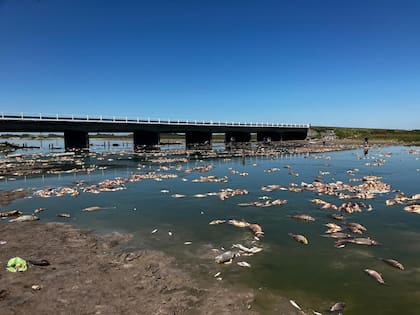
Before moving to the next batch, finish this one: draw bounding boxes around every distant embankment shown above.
[309,126,420,144]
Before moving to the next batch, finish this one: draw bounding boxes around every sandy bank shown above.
[0,222,300,315]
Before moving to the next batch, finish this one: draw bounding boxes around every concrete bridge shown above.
[0,113,309,150]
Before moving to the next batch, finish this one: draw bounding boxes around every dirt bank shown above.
[0,222,299,315]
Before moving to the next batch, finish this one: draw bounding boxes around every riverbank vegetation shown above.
[310,127,420,144]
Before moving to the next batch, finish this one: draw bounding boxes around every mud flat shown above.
[0,222,300,315]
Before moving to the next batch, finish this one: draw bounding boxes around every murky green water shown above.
[1,145,419,314]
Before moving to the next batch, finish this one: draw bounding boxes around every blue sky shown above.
[0,0,419,129]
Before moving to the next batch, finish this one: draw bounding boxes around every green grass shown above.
[311,126,420,143]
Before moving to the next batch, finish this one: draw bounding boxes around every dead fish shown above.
[34,208,45,214]
[350,237,379,245]
[311,198,327,205]
[335,237,379,248]
[249,223,264,236]
[193,194,207,198]
[291,214,315,222]
[9,215,39,223]
[380,258,405,271]
[83,206,114,212]
[237,202,256,207]
[364,268,385,284]
[232,244,263,254]
[325,223,342,231]
[0,210,22,217]
[347,222,367,232]
[289,233,308,245]
[289,300,302,311]
[151,228,158,234]
[322,232,351,239]
[327,213,344,221]
[215,250,238,264]
[184,241,192,245]
[228,219,250,228]
[329,302,346,312]
[171,194,186,198]
[404,204,420,214]
[209,219,226,225]
[237,261,251,268]
[57,213,71,218]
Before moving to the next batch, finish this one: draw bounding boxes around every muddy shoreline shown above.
[0,222,300,315]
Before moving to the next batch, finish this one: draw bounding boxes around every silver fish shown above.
[327,213,344,220]
[83,206,114,212]
[215,250,238,264]
[289,233,308,245]
[322,232,351,239]
[237,261,251,268]
[347,222,367,231]
[329,302,346,312]
[380,258,405,271]
[291,214,315,222]
[9,215,39,223]
[335,237,379,247]
[364,268,385,284]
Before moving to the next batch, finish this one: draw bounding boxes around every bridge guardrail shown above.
[0,112,310,129]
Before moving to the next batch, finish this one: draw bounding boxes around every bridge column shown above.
[225,132,251,149]
[133,131,160,150]
[185,131,212,150]
[64,130,89,151]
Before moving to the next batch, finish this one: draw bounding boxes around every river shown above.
[1,143,419,314]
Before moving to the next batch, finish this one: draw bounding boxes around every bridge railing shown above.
[0,112,310,128]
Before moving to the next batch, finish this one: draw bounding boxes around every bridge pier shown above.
[133,131,160,150]
[257,132,282,143]
[225,132,251,149]
[64,130,89,151]
[185,131,212,150]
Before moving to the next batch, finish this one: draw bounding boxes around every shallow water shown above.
[1,145,419,314]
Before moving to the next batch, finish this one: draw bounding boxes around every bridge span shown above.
[0,113,310,150]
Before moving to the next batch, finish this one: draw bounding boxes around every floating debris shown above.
[218,188,249,200]
[192,175,228,183]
